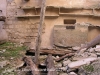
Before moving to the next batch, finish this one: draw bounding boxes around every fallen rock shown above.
[89,53,97,58]
[59,73,68,75]
[69,72,77,75]
[56,56,60,59]
[96,45,100,48]
[0,60,9,68]
[72,56,87,61]
[95,45,100,52]
[56,63,62,68]
[0,51,3,53]
[16,61,24,68]
[67,68,77,73]
[88,48,95,53]
[64,58,68,61]
[2,49,6,52]
[1,57,5,60]
[72,46,80,51]
[60,66,68,71]
[81,52,89,57]
[10,57,14,60]
[95,48,100,52]
[68,57,97,69]
[78,67,87,75]
[63,59,71,66]
[39,55,47,59]
[96,53,100,56]
[76,49,87,56]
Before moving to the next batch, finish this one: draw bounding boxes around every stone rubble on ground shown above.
[63,59,71,67]
[72,46,80,51]
[0,60,9,68]
[69,72,77,75]
[72,56,86,61]
[88,48,95,53]
[68,57,97,69]
[59,73,68,75]
[94,45,100,52]
[0,45,100,75]
[60,66,68,72]
[55,45,100,75]
[56,63,62,68]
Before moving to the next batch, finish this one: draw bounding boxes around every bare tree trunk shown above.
[23,57,40,75]
[35,0,46,65]
[80,34,100,50]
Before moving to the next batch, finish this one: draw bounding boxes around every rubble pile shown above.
[1,27,100,75]
[35,44,100,75]
[19,33,100,75]
[18,44,100,75]
[0,44,100,75]
[57,44,100,75]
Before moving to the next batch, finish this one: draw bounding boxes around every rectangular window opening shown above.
[64,19,76,24]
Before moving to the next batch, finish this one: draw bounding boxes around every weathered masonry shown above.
[1,0,100,49]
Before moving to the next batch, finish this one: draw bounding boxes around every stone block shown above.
[63,59,71,66]
[54,24,88,47]
[59,73,68,75]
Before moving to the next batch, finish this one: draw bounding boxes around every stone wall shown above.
[0,0,7,44]
[1,0,100,49]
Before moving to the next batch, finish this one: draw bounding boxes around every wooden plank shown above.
[55,53,75,62]
[23,57,40,75]
[27,49,72,56]
[45,54,57,75]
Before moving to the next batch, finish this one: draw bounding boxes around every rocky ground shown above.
[55,45,100,75]
[0,42,27,75]
[0,42,100,75]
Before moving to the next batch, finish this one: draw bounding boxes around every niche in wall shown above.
[64,19,76,24]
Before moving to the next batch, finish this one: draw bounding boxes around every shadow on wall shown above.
[0,22,8,44]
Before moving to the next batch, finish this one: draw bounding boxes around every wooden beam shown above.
[45,54,57,75]
[27,49,72,56]
[55,53,75,62]
[80,34,100,50]
[23,57,40,75]
[35,0,46,65]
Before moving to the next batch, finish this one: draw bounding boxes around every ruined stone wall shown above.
[4,0,38,49]
[1,0,100,49]
[0,0,8,43]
